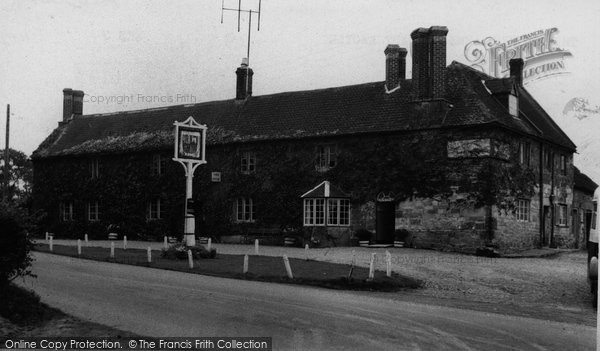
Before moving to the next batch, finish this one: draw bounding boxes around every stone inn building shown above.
[32,26,583,253]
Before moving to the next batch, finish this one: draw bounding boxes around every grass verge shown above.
[34,244,421,292]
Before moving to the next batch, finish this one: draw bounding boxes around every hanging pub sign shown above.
[173,116,207,164]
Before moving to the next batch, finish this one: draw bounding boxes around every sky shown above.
[1,0,600,181]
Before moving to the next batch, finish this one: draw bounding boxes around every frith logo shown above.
[464,28,572,84]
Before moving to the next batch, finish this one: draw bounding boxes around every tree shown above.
[0,200,36,286]
[0,148,33,202]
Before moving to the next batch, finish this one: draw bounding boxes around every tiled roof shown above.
[575,167,599,194]
[32,61,576,158]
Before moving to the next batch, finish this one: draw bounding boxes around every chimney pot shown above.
[72,90,84,116]
[509,58,524,87]
[62,88,73,122]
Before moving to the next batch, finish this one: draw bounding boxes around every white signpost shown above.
[173,116,207,247]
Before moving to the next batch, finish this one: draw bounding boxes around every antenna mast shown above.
[221,0,262,64]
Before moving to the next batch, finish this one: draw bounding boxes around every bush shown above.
[160,243,217,260]
[355,228,372,242]
[0,201,36,286]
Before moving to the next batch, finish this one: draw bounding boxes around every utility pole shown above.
[4,104,9,200]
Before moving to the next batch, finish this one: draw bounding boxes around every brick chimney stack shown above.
[384,45,408,92]
[62,88,84,122]
[236,58,253,100]
[411,26,449,100]
[509,58,524,87]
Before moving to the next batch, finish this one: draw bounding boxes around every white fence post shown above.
[77,239,82,256]
[351,250,356,267]
[283,255,294,279]
[123,235,127,250]
[243,254,249,274]
[255,239,259,255]
[110,242,115,258]
[45,232,49,241]
[385,250,392,277]
[163,236,168,249]
[304,244,309,261]
[188,249,194,269]
[49,237,53,252]
[368,253,376,280]
[207,238,212,251]
[147,247,152,263]
[84,233,89,246]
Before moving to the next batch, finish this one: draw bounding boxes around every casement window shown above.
[327,198,351,226]
[557,204,568,226]
[509,94,518,117]
[304,198,350,226]
[315,145,337,171]
[152,154,167,176]
[560,154,567,175]
[59,201,73,221]
[304,198,325,226]
[235,197,255,223]
[515,199,530,222]
[593,204,597,230]
[518,142,531,166]
[544,149,553,170]
[88,201,99,221]
[240,152,256,174]
[148,198,165,220]
[89,159,99,179]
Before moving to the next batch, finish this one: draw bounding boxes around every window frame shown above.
[557,204,568,226]
[87,201,99,221]
[60,201,74,221]
[515,199,530,222]
[148,198,164,221]
[560,154,567,175]
[240,151,256,174]
[89,159,99,179]
[518,142,531,166]
[509,94,518,117]
[315,145,338,172]
[235,197,255,223]
[152,154,167,176]
[304,198,350,227]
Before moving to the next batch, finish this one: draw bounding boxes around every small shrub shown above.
[0,201,36,286]
[160,243,217,260]
[355,228,372,242]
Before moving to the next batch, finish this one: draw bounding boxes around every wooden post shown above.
[304,243,309,261]
[385,250,392,277]
[49,237,53,252]
[77,239,82,256]
[243,254,249,274]
[283,255,293,279]
[207,238,212,251]
[3,104,9,200]
[254,239,259,255]
[163,236,168,249]
[123,235,127,250]
[147,247,152,263]
[110,242,115,258]
[84,233,89,247]
[45,232,48,241]
[188,249,194,269]
[351,250,356,267]
[368,253,376,281]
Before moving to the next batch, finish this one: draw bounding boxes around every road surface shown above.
[19,253,595,350]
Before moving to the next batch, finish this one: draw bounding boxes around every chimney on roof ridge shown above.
[411,25,449,100]
[62,88,84,122]
[509,58,524,87]
[236,58,253,100]
[384,45,408,92]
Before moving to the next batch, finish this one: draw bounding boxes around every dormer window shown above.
[509,94,518,117]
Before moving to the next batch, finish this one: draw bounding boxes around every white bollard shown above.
[49,237,53,252]
[351,250,356,267]
[243,254,249,274]
[77,239,82,256]
[368,253,376,280]
[163,236,168,249]
[305,244,309,261]
[255,239,259,255]
[123,236,127,250]
[84,233,89,246]
[147,247,152,263]
[208,238,212,251]
[45,232,49,241]
[187,249,194,269]
[110,242,115,258]
[385,250,392,277]
[283,255,294,279]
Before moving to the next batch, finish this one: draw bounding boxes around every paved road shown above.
[20,253,595,350]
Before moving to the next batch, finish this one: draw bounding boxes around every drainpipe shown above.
[539,143,544,247]
[550,150,556,248]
